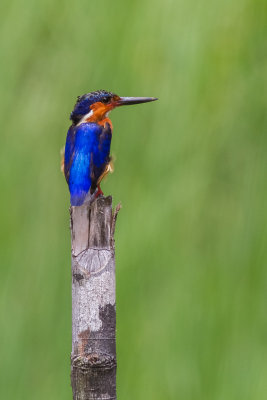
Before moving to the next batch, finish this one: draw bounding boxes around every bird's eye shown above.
[102,97,109,104]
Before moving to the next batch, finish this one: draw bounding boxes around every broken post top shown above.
[71,196,114,256]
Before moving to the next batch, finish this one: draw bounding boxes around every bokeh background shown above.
[1,0,267,399]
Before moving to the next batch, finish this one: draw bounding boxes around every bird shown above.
[63,90,157,206]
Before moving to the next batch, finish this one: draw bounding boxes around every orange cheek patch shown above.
[86,102,114,123]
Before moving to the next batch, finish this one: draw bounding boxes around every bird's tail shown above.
[71,187,101,207]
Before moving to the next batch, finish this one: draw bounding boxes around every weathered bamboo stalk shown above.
[70,196,120,400]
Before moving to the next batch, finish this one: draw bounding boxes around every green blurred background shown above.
[0,0,267,399]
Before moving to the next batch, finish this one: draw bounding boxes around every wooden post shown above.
[70,196,120,400]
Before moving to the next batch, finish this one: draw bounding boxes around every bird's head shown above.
[70,89,157,125]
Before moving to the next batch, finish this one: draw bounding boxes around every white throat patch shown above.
[77,110,94,126]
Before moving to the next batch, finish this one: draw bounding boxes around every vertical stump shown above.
[70,196,119,400]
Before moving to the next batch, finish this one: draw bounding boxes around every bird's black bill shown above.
[117,96,158,106]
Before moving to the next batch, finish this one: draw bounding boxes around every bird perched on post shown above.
[63,90,157,206]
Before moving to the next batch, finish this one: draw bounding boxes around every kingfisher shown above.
[63,90,157,206]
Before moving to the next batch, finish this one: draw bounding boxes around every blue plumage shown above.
[64,122,112,206]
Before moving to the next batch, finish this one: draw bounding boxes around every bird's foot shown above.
[84,186,104,205]
[95,185,104,198]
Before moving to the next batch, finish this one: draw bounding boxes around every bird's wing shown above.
[90,122,112,192]
[64,125,76,184]
[64,123,102,206]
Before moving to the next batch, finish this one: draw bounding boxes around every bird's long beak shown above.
[116,97,158,106]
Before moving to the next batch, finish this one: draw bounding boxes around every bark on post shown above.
[70,196,120,400]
